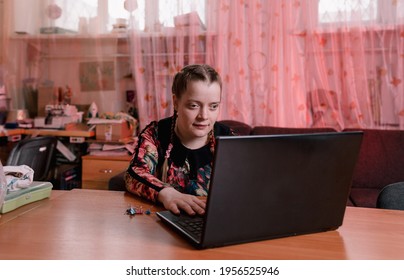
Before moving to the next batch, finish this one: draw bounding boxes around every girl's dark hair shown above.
[171,64,222,98]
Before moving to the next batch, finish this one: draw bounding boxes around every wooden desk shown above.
[24,128,95,138]
[1,189,404,260]
[1,128,95,138]
[0,190,66,226]
[0,128,25,137]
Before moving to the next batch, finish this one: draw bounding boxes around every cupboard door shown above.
[82,155,130,190]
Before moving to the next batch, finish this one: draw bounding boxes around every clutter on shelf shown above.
[87,140,137,156]
[34,104,83,129]
[32,85,84,129]
[87,112,138,142]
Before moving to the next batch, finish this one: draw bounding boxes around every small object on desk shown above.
[125,205,145,216]
[8,134,22,142]
[87,102,99,119]
[69,136,85,143]
[126,206,136,216]
[4,165,34,191]
[16,121,33,128]
[0,181,53,214]
[4,122,18,129]
[45,111,53,125]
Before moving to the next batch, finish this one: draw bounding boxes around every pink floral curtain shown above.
[130,0,404,131]
[129,25,213,127]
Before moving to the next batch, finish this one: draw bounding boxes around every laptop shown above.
[156,131,363,249]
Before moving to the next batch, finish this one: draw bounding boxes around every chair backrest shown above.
[218,120,252,135]
[6,136,58,181]
[376,182,404,210]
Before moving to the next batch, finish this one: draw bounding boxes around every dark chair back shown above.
[377,182,404,210]
[6,136,58,181]
[108,171,127,191]
[218,120,252,135]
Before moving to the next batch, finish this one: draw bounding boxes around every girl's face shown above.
[173,80,221,149]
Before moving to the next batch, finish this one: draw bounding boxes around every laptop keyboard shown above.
[177,215,204,240]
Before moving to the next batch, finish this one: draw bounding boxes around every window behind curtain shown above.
[319,0,377,24]
[319,0,404,26]
[13,0,206,34]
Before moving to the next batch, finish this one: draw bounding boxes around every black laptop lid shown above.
[201,132,363,248]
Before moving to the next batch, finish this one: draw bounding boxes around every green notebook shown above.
[0,181,53,214]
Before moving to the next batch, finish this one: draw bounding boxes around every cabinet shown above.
[81,154,131,190]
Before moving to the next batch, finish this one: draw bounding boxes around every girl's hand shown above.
[157,187,206,215]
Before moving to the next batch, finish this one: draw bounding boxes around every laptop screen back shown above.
[200,132,363,248]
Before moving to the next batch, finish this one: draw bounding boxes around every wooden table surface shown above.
[1,189,404,260]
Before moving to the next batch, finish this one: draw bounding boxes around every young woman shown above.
[125,64,234,215]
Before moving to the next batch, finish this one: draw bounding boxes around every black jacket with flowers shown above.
[125,117,233,202]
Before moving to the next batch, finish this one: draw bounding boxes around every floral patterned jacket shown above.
[125,117,234,202]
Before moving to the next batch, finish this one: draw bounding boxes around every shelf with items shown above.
[86,137,137,157]
[9,32,132,116]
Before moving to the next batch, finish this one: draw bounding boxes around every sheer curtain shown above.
[207,0,309,128]
[129,2,213,128]
[1,0,403,130]
[129,0,404,130]
[303,0,404,130]
[2,0,135,116]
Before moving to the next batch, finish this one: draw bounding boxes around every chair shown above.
[6,136,58,181]
[108,171,127,191]
[218,120,252,135]
[376,182,404,210]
